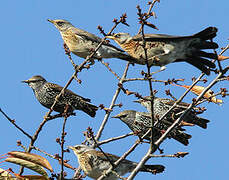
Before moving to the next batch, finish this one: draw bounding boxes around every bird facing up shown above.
[106,27,218,75]
[134,96,210,129]
[22,75,98,117]
[47,19,137,63]
[112,110,192,146]
[68,144,165,180]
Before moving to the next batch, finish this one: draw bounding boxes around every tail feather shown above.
[193,41,218,49]
[193,27,218,40]
[185,58,211,75]
[193,51,218,60]
[170,130,192,146]
[140,164,165,174]
[114,52,139,64]
[82,103,98,118]
[185,116,210,129]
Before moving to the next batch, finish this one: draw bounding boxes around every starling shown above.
[106,27,218,75]
[22,75,98,117]
[134,96,210,129]
[47,19,137,63]
[112,110,192,146]
[68,144,165,180]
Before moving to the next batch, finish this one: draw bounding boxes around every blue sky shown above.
[0,0,228,179]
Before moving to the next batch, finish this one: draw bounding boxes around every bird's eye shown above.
[57,22,64,27]
[120,114,127,118]
[75,146,81,150]
[114,34,120,38]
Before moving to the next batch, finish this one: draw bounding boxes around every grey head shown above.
[68,144,94,155]
[47,19,74,32]
[106,33,132,45]
[21,75,47,90]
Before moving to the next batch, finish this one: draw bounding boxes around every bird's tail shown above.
[81,103,98,118]
[183,27,218,75]
[140,164,165,174]
[184,114,210,129]
[170,130,192,146]
[113,52,140,64]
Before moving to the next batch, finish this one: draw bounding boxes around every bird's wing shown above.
[132,33,192,41]
[160,98,189,109]
[46,83,91,102]
[71,27,125,52]
[90,150,119,162]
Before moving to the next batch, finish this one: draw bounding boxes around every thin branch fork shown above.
[127,71,224,180]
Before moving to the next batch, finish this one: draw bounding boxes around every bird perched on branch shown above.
[68,144,165,180]
[106,27,218,75]
[134,96,210,129]
[112,110,192,146]
[47,19,137,63]
[22,75,98,117]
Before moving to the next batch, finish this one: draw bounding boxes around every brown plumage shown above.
[106,27,218,75]
[68,145,165,180]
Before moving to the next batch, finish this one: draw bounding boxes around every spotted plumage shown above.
[106,27,218,75]
[68,145,165,180]
[134,96,210,129]
[113,110,192,146]
[22,75,98,117]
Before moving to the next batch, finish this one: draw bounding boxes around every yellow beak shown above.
[105,35,115,40]
[47,19,54,24]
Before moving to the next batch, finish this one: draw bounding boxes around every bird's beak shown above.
[47,19,54,24]
[21,80,30,83]
[133,99,141,103]
[111,114,120,118]
[105,35,115,40]
[67,146,74,150]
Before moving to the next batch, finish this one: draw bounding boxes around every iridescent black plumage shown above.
[22,75,98,117]
[113,110,191,146]
[134,96,210,129]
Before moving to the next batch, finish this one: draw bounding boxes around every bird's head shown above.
[112,110,136,121]
[106,33,131,45]
[22,75,46,90]
[133,96,153,107]
[68,145,93,156]
[47,19,74,32]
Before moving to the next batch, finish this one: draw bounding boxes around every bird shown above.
[134,96,210,129]
[22,75,98,117]
[112,110,192,146]
[47,19,138,63]
[106,27,218,75]
[68,144,165,180]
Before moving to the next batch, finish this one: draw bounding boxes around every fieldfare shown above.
[47,19,137,63]
[106,27,218,75]
[112,110,192,146]
[134,96,210,129]
[22,75,98,117]
[68,144,165,180]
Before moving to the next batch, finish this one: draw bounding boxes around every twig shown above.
[100,60,121,80]
[97,132,134,146]
[97,140,141,180]
[60,114,68,179]
[0,108,32,140]
[95,62,130,141]
[150,152,189,158]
